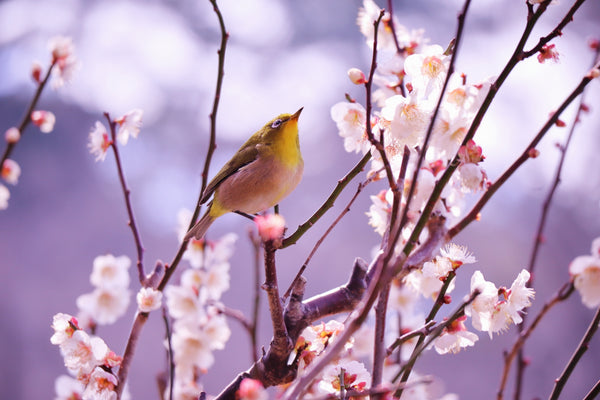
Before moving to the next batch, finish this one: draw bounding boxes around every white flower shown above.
[434,316,478,354]
[90,254,131,289]
[76,287,131,325]
[404,257,455,299]
[88,121,112,162]
[60,330,108,376]
[183,231,237,269]
[54,375,84,400]
[330,102,370,154]
[171,325,215,371]
[404,44,449,98]
[165,284,206,321]
[82,367,118,400]
[457,163,484,193]
[466,270,535,338]
[591,237,600,258]
[367,189,391,236]
[569,255,600,308]
[0,184,9,210]
[48,35,78,88]
[136,287,163,313]
[114,109,143,145]
[203,312,231,350]
[318,360,370,394]
[439,243,477,268]
[50,313,79,346]
[381,94,433,148]
[357,0,399,51]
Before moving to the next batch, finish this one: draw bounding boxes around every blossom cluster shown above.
[161,211,237,399]
[1,36,75,210]
[50,254,133,399]
[334,0,491,243]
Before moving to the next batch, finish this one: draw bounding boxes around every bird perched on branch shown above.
[185,108,304,241]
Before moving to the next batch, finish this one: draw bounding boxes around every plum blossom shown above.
[82,367,118,400]
[254,213,286,242]
[50,313,80,346]
[48,35,78,88]
[331,101,371,154]
[237,378,267,400]
[569,239,600,308]
[466,270,535,338]
[88,121,112,162]
[318,360,371,394]
[434,315,479,354]
[76,287,131,325]
[31,110,56,133]
[0,184,10,210]
[136,287,163,313]
[1,159,21,185]
[90,254,131,289]
[55,374,84,400]
[59,330,109,376]
[114,109,143,145]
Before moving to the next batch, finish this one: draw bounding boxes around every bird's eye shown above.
[271,119,283,129]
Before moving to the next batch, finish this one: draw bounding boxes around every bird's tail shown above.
[184,210,216,241]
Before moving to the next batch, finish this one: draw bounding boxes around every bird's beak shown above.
[290,107,303,121]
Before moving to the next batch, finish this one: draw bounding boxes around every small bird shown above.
[184,108,304,241]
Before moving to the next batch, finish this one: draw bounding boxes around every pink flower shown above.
[1,159,21,185]
[254,213,286,242]
[83,367,118,400]
[238,378,267,400]
[537,44,559,64]
[31,110,56,133]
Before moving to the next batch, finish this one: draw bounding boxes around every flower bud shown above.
[5,127,20,144]
[31,61,43,83]
[347,68,366,85]
[31,110,56,133]
[254,214,286,242]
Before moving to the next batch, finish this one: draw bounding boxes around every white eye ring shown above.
[271,119,283,129]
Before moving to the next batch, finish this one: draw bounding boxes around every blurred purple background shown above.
[1,0,600,399]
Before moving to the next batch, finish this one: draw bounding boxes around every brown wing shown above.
[200,144,260,204]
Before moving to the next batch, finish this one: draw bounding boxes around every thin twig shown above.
[394,270,457,393]
[549,305,600,400]
[104,113,145,284]
[283,175,375,300]
[402,0,553,258]
[583,379,600,400]
[448,72,598,239]
[159,0,228,290]
[386,0,403,54]
[393,289,479,398]
[116,312,149,398]
[162,307,174,400]
[282,151,371,248]
[263,241,291,356]
[512,44,600,400]
[497,281,574,400]
[386,320,437,356]
[249,230,262,362]
[1,60,56,164]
